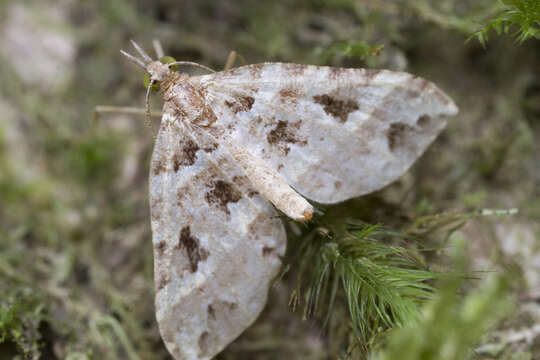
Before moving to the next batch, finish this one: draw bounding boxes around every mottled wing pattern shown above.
[195,63,458,203]
[150,105,286,360]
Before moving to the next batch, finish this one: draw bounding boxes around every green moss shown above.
[372,274,513,360]
[291,221,440,353]
[470,0,540,45]
[0,286,47,359]
[57,132,123,188]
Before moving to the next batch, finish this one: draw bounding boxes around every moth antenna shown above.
[153,39,165,59]
[120,49,146,69]
[145,79,156,137]
[130,40,153,63]
[167,61,216,73]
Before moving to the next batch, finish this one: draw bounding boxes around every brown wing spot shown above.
[173,140,200,171]
[249,212,282,240]
[207,304,216,320]
[313,94,359,123]
[203,142,218,153]
[155,241,166,256]
[151,156,167,175]
[334,181,342,189]
[417,114,431,128]
[208,300,238,315]
[150,197,163,220]
[156,272,169,291]
[224,301,237,310]
[262,246,276,256]
[248,63,264,78]
[232,175,252,190]
[172,154,182,172]
[177,226,209,273]
[232,175,249,183]
[198,331,211,356]
[267,120,307,155]
[232,175,257,196]
[386,122,417,152]
[283,63,307,75]
[279,87,300,104]
[225,95,255,114]
[176,186,188,207]
[173,103,188,117]
[199,301,238,355]
[205,180,242,215]
[194,105,218,126]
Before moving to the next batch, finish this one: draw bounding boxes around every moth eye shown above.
[159,55,178,71]
[142,72,160,92]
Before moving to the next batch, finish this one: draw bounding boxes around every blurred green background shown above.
[0,0,539,359]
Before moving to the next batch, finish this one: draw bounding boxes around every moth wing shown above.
[150,107,286,360]
[196,63,458,204]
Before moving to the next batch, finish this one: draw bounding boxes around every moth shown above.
[119,41,458,360]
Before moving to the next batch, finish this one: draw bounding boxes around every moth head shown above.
[120,40,180,93]
[119,40,217,131]
[143,57,179,92]
[120,40,216,93]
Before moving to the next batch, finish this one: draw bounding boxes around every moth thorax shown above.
[160,71,186,96]
[147,61,171,82]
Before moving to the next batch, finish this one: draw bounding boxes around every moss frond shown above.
[470,0,540,46]
[290,221,439,350]
[371,269,513,360]
[289,208,518,355]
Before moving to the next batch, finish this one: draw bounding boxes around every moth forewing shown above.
[151,109,286,360]
[195,63,458,204]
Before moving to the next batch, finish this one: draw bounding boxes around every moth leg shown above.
[93,105,162,123]
[152,39,164,59]
[223,51,247,70]
[223,138,313,221]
